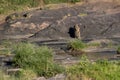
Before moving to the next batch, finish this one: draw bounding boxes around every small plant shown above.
[68,39,86,51]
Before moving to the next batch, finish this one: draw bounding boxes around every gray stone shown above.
[34,77,46,80]
[0,0,120,42]
[47,74,66,80]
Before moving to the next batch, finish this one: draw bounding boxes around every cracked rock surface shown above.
[0,0,120,41]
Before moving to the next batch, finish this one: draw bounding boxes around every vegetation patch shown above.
[1,46,120,80]
[0,0,82,15]
[17,69,37,80]
[0,68,36,80]
[0,69,17,80]
[66,56,120,80]
[13,42,64,78]
[68,39,101,51]
[68,39,87,51]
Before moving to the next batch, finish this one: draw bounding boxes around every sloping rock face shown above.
[30,13,120,40]
[0,0,120,40]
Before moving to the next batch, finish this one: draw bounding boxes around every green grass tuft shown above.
[13,42,64,77]
[68,39,87,51]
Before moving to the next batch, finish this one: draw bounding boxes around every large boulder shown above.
[1,0,120,40]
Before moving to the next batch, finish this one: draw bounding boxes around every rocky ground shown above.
[0,0,120,62]
[0,0,120,40]
[0,0,120,79]
[0,0,120,65]
[0,0,120,80]
[0,0,119,60]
